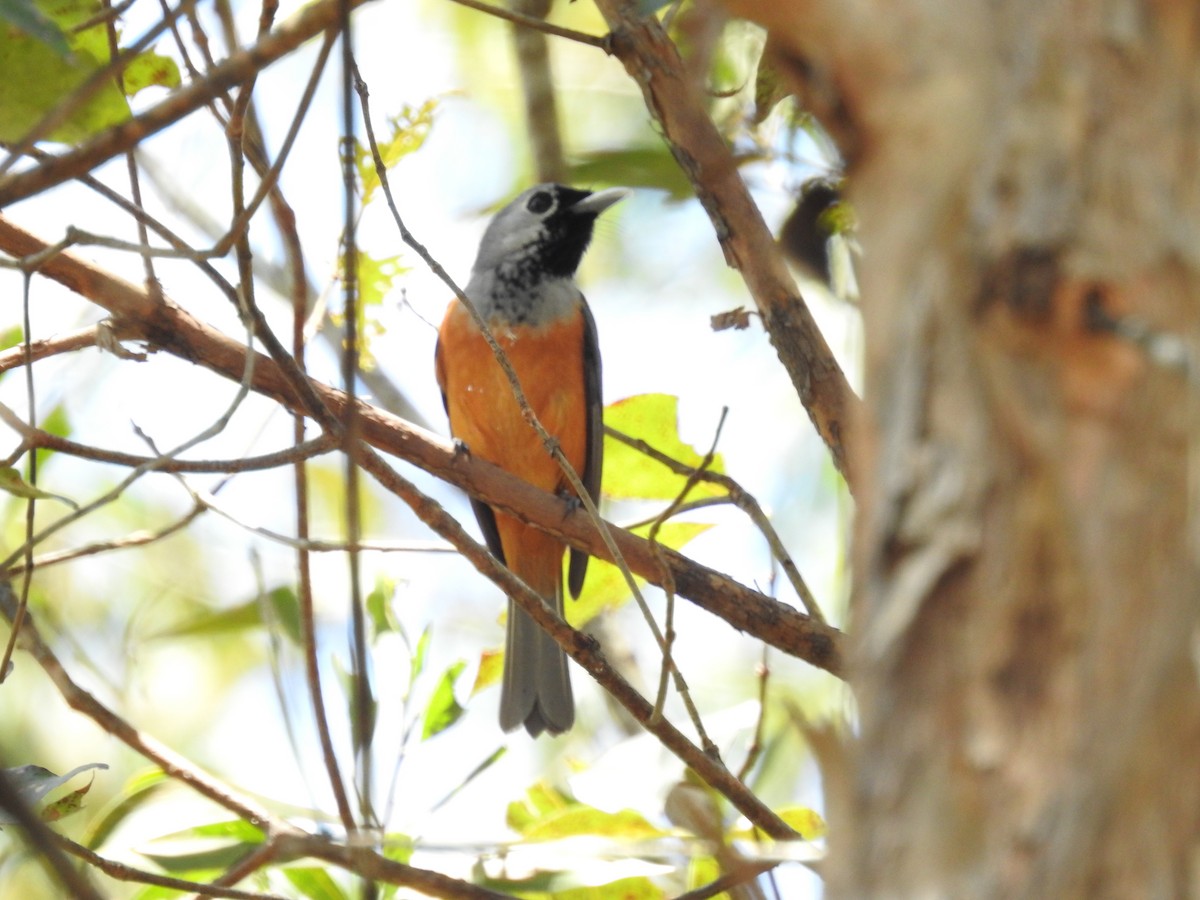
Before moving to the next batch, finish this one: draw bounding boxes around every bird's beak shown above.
[571,187,629,216]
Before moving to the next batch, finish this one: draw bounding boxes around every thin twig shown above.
[736,645,771,783]
[338,0,377,841]
[645,408,730,755]
[444,0,609,48]
[0,274,38,682]
[52,830,285,899]
[607,425,827,624]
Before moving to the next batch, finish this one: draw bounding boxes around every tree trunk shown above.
[726,0,1200,895]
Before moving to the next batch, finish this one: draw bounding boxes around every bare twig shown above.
[607,425,827,624]
[0,274,39,682]
[444,0,608,49]
[52,830,285,899]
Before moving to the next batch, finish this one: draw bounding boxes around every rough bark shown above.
[726,0,1200,895]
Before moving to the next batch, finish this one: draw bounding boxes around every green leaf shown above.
[726,804,826,841]
[568,521,712,627]
[409,626,431,691]
[138,819,265,873]
[357,253,407,309]
[282,867,348,900]
[0,466,77,507]
[40,775,99,822]
[151,586,301,645]
[83,768,167,850]
[470,647,502,696]
[382,833,414,866]
[356,98,437,205]
[523,805,665,842]
[366,575,399,638]
[35,403,71,469]
[553,877,666,900]
[118,44,180,94]
[421,660,466,739]
[506,782,573,835]
[603,394,727,501]
[686,855,722,895]
[138,841,259,873]
[331,654,377,755]
[774,805,826,840]
[185,819,266,842]
[0,0,69,53]
[565,146,694,202]
[0,0,180,143]
[0,325,24,351]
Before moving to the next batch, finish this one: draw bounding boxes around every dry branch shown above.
[0,214,843,677]
[593,0,861,490]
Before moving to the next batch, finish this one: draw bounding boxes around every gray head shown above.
[472,183,627,282]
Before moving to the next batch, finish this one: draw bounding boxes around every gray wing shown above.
[567,298,603,598]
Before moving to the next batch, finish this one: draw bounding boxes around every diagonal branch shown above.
[593,0,861,491]
[0,215,844,678]
[0,0,376,207]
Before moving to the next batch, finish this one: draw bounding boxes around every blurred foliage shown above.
[0,0,179,143]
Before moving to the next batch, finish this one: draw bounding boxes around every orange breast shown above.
[436,299,589,589]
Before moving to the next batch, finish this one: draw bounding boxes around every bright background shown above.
[0,0,859,895]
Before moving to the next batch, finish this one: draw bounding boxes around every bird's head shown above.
[472,183,628,282]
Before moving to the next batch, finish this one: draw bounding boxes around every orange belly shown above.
[436,299,589,591]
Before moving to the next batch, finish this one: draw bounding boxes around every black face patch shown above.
[526,190,555,215]
[522,187,599,279]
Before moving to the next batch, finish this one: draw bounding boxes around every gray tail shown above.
[499,587,574,737]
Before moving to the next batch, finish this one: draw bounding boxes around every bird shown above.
[435,183,626,737]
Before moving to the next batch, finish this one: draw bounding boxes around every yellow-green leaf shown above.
[83,768,167,850]
[356,98,437,205]
[470,648,502,696]
[421,660,466,739]
[0,466,77,507]
[40,773,97,822]
[523,805,665,842]
[553,877,666,899]
[603,394,727,501]
[506,782,572,835]
[727,804,826,841]
[0,0,179,143]
[776,805,826,840]
[567,521,712,627]
[358,252,406,308]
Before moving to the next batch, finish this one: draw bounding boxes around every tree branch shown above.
[593,0,861,490]
[0,214,844,677]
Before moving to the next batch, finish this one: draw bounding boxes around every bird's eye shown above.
[526,191,554,215]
